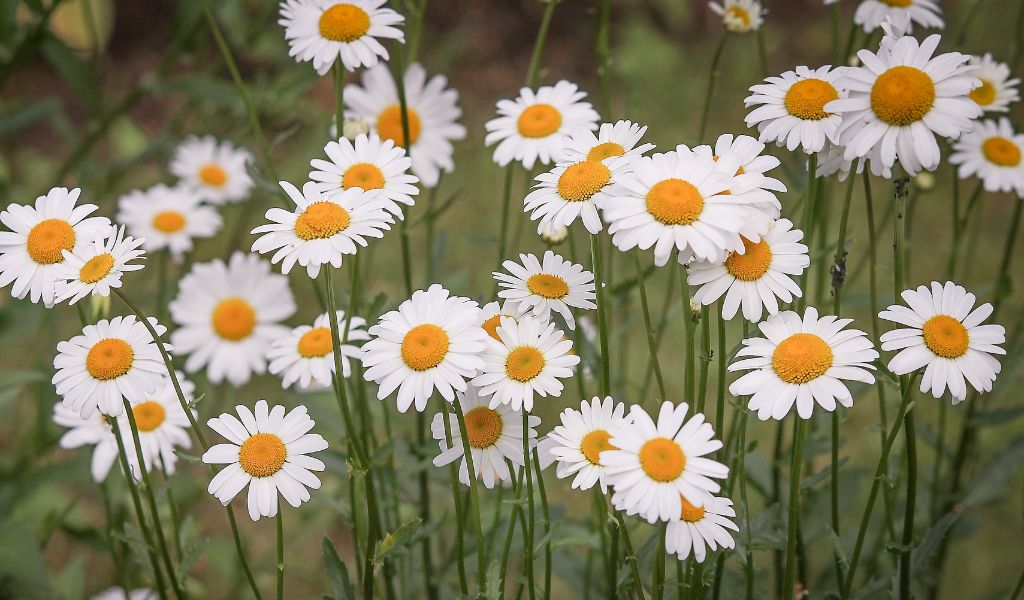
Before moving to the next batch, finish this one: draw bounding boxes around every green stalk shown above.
[739,412,754,600]
[654,522,668,600]
[276,511,284,600]
[521,411,537,600]
[782,418,807,600]
[698,34,730,143]
[99,479,129,592]
[592,235,612,395]
[697,305,712,413]
[451,395,488,598]
[499,466,526,600]
[440,404,469,596]
[533,448,552,599]
[994,198,1023,313]
[592,488,614,600]
[595,0,613,115]
[796,154,819,310]
[716,307,727,428]
[158,457,183,561]
[612,510,646,600]
[525,1,559,87]
[495,166,516,281]
[394,50,415,297]
[634,249,667,400]
[679,264,696,401]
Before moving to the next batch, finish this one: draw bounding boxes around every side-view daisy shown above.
[494,251,596,330]
[665,495,739,563]
[709,0,765,33]
[169,135,254,204]
[879,281,1005,403]
[203,400,328,521]
[557,120,656,163]
[523,153,631,235]
[268,310,369,389]
[547,396,631,492]
[854,0,943,33]
[967,53,1020,113]
[278,0,404,75]
[950,118,1024,197]
[90,587,157,600]
[745,65,844,155]
[117,184,221,259]
[728,307,878,420]
[123,371,196,477]
[54,225,146,305]
[52,402,120,482]
[477,299,528,342]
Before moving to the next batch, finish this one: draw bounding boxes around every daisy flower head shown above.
[524,153,632,235]
[268,310,369,389]
[169,252,295,387]
[477,299,529,342]
[728,307,879,420]
[539,222,569,245]
[494,251,596,330]
[603,401,729,523]
[279,0,404,75]
[879,281,1005,403]
[362,284,488,413]
[123,371,196,477]
[117,184,222,260]
[430,383,539,489]
[688,219,810,322]
[546,396,630,492]
[556,120,656,163]
[665,495,739,563]
[52,315,169,418]
[853,0,942,33]
[814,141,892,181]
[344,62,465,187]
[53,402,119,482]
[309,133,420,220]
[827,34,981,176]
[0,186,110,306]
[485,81,600,170]
[250,180,392,278]
[744,65,845,155]
[202,400,328,521]
[169,135,254,204]
[967,54,1020,113]
[709,0,765,33]
[950,118,1024,196]
[90,588,157,600]
[53,225,145,305]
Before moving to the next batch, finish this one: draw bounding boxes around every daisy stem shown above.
[532,448,552,599]
[698,34,729,143]
[451,394,488,598]
[782,417,806,600]
[521,411,537,600]
[394,50,415,297]
[679,263,696,401]
[612,509,646,600]
[592,235,612,396]
[653,522,667,600]
[440,400,469,597]
[716,307,727,428]
[634,249,666,401]
[697,305,711,413]
[830,3,840,64]
[276,510,284,600]
[590,488,615,600]
[945,182,983,280]
[595,0,612,116]
[500,466,526,600]
[993,197,1023,316]
[99,479,129,592]
[525,0,559,88]
[419,407,443,600]
[841,22,859,68]
[796,154,819,311]
[739,411,754,600]
[756,29,768,77]
[159,456,183,561]
[495,166,515,284]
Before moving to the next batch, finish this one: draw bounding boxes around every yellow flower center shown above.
[199,164,227,187]
[342,162,386,191]
[981,136,1022,167]
[969,78,996,106]
[318,3,370,42]
[481,313,516,342]
[638,437,686,482]
[294,202,351,240]
[587,142,625,161]
[726,6,751,26]
[580,429,617,465]
[680,496,706,522]
[526,273,569,299]
[239,433,287,478]
[870,66,936,126]
[377,104,422,148]
[133,401,166,432]
[27,218,75,264]
[464,406,503,449]
[152,211,186,233]
[921,314,970,359]
[646,179,704,225]
[784,78,839,120]
[80,253,115,283]
[505,346,545,382]
[298,327,333,358]
[401,324,449,371]
[86,338,134,381]
[880,0,912,6]
[772,333,833,384]
[517,103,563,138]
[557,161,612,201]
[725,237,773,281]
[212,298,256,341]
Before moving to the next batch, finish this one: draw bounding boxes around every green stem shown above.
[592,488,614,600]
[592,235,611,396]
[595,0,612,116]
[525,1,559,87]
[394,51,415,296]
[440,403,469,596]
[612,510,646,600]
[495,167,515,282]
[739,411,754,600]
[782,418,806,600]
[697,305,711,414]
[533,449,552,599]
[654,522,667,600]
[994,199,1023,316]
[451,395,488,598]
[521,411,537,600]
[756,28,768,76]
[499,466,525,600]
[99,479,129,591]
[698,34,729,143]
[158,457,183,561]
[634,250,666,400]
[796,154,819,310]
[679,264,696,401]
[946,182,983,280]
[276,511,284,600]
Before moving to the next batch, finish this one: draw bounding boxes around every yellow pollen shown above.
[981,136,1022,167]
[317,3,370,42]
[482,314,516,342]
[969,79,996,106]
[212,298,256,341]
[377,104,422,147]
[86,338,134,381]
[133,401,166,432]
[152,211,186,233]
[870,66,936,126]
[526,273,570,299]
[505,346,545,382]
[725,237,773,281]
[680,496,706,522]
[557,161,612,201]
[587,142,626,161]
[199,164,227,187]
[921,314,970,359]
[517,104,563,138]
[27,219,75,264]
[79,253,115,283]
[784,78,839,120]
[401,324,449,371]
[342,162,386,191]
[638,437,686,482]
[646,179,704,225]
[726,6,751,25]
[464,407,503,449]
[239,433,287,478]
[580,429,617,465]
[880,0,912,6]
[294,202,351,240]
[772,333,833,384]
[298,327,334,358]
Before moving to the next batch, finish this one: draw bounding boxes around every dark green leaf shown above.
[323,536,355,600]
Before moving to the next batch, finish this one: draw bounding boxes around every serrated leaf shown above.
[323,537,355,600]
[373,517,422,565]
[177,537,209,587]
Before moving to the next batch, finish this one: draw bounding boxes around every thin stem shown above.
[716,307,727,428]
[592,235,611,396]
[451,395,488,598]
[612,510,646,600]
[521,411,537,600]
[394,51,415,297]
[499,466,526,600]
[525,0,559,87]
[533,449,552,599]
[99,480,129,592]
[697,305,711,414]
[439,402,469,596]
[592,488,614,600]
[635,249,666,400]
[947,182,984,279]
[679,264,696,401]
[276,511,284,600]
[698,34,729,143]
[796,154,819,310]
[783,418,807,600]
[654,522,667,600]
[595,0,613,116]
[158,457,183,561]
[994,199,1023,316]
[739,411,754,600]
[495,167,515,282]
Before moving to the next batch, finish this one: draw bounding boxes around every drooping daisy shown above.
[728,307,879,420]
[124,371,196,476]
[344,62,466,187]
[744,66,845,155]
[169,136,254,205]
[546,396,630,492]
[879,281,1005,403]
[278,0,404,75]
[362,284,488,413]
[268,310,369,389]
[826,34,980,176]
[117,184,221,259]
[0,186,110,306]
[950,118,1024,196]
[494,251,596,330]
[202,400,328,521]
[967,53,1020,113]
[52,316,169,418]
[557,120,656,163]
[485,81,599,170]
[853,0,942,33]
[53,225,145,305]
[688,219,809,322]
[603,401,729,523]
[430,383,539,489]
[477,299,528,342]
[665,495,739,563]
[52,402,120,482]
[524,154,632,235]
[169,252,295,387]
[709,0,765,33]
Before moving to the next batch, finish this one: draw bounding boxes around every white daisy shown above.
[728,307,879,420]
[268,310,369,389]
[826,34,981,176]
[539,222,569,245]
[524,154,632,235]
[53,225,145,305]
[853,0,942,33]
[123,371,196,476]
[967,53,1020,113]
[494,251,596,330]
[814,141,892,181]
[477,299,529,342]
[688,219,810,322]
[169,135,254,205]
[308,133,419,220]
[90,587,157,600]
[169,252,295,387]
[202,400,328,521]
[879,281,1005,403]
[744,66,845,155]
[250,180,392,278]
[362,284,488,413]
[709,0,765,33]
[556,120,656,163]
[603,401,729,524]
[665,495,739,563]
[52,315,169,418]
[117,184,222,259]
[546,396,631,492]
[0,186,110,306]
[278,0,404,75]
[485,80,600,170]
[52,402,119,482]
[950,118,1024,196]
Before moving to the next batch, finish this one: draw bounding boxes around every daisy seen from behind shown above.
[279,0,404,75]
[709,0,764,33]
[557,120,655,163]
[744,65,844,155]
[665,495,739,563]
[169,135,254,204]
[967,53,1020,113]
[54,225,145,305]
[523,152,631,235]
[494,251,596,330]
[268,310,369,390]
[117,184,221,259]
[949,118,1024,196]
[853,0,942,33]
[547,396,630,492]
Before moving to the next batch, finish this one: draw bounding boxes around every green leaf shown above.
[829,529,849,576]
[39,34,99,110]
[911,512,959,572]
[484,560,502,600]
[177,537,209,587]
[322,536,355,600]
[970,405,1024,427]
[373,517,422,565]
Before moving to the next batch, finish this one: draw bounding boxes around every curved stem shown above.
[276,511,284,600]
[653,522,667,600]
[521,411,537,600]
[439,403,469,596]
[782,418,807,600]
[533,448,552,599]
[451,395,488,598]
[525,1,559,87]
[698,34,729,143]
[634,250,666,401]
